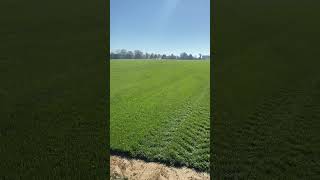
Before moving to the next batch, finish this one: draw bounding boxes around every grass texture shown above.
[111,60,210,172]
[1,0,107,178]
[213,0,320,178]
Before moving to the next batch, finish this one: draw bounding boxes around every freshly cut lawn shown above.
[111,60,210,171]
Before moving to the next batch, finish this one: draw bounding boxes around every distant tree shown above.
[126,51,134,59]
[134,50,144,59]
[180,52,188,59]
[111,49,203,60]
[119,49,127,59]
[110,52,114,59]
[145,53,150,59]
[111,50,121,59]
[167,54,176,59]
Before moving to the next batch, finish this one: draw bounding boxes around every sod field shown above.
[213,0,320,178]
[110,60,210,171]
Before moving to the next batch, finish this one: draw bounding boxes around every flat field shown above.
[111,60,210,171]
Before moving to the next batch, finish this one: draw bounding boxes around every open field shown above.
[213,0,320,178]
[111,60,210,171]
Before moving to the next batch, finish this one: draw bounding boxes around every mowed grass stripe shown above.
[111,61,206,150]
[110,60,209,171]
[133,74,209,171]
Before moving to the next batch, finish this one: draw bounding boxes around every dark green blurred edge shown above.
[211,0,320,179]
[1,0,109,179]
[210,0,215,178]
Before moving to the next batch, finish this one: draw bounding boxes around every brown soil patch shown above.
[110,155,209,180]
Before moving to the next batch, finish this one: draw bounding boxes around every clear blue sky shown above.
[111,0,210,56]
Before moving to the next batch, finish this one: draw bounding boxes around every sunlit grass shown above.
[110,60,210,171]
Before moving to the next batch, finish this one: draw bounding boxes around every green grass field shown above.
[110,60,210,171]
[213,0,320,178]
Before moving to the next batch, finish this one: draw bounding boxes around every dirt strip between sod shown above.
[110,155,210,180]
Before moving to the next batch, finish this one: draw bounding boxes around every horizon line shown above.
[110,49,210,56]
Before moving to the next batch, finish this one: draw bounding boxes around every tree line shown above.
[110,49,210,60]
